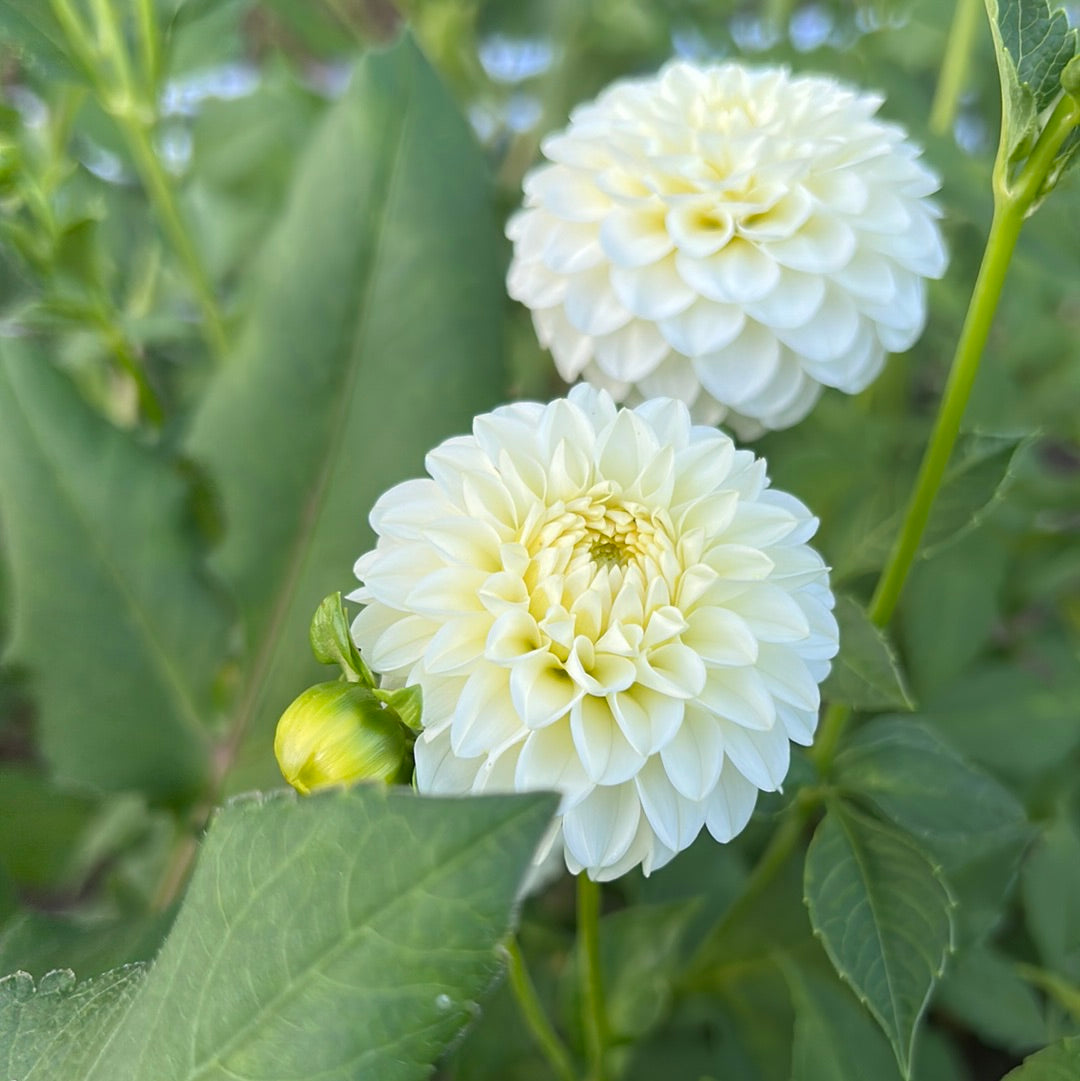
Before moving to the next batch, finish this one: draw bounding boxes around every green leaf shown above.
[186,34,506,792]
[0,910,174,982]
[0,2,82,81]
[998,0,1077,110]
[0,344,229,800]
[919,651,1080,781]
[985,0,1079,162]
[823,596,914,712]
[804,802,955,1079]
[833,718,1028,858]
[93,787,554,1081]
[1000,1037,1080,1080]
[309,592,374,685]
[836,435,1026,581]
[0,967,147,1081]
[1,787,554,1081]
[785,962,903,1081]
[937,945,1048,1054]
[1022,817,1080,983]
[900,529,1009,696]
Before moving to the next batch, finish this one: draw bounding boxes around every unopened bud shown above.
[274,682,413,794]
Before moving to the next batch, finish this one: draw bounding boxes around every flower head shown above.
[350,387,838,879]
[507,61,947,435]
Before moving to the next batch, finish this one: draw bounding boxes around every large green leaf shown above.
[0,967,147,1081]
[832,718,1028,859]
[1001,1037,1080,1080]
[0,344,228,800]
[804,802,955,1079]
[823,596,914,712]
[186,34,506,792]
[1,787,554,1081]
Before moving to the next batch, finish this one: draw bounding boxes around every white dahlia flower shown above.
[507,60,947,435]
[349,386,838,880]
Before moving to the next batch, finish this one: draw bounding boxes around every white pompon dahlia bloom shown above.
[507,61,947,436]
[349,387,838,880]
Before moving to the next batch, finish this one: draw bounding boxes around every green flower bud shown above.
[274,681,413,794]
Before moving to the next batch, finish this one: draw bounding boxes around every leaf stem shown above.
[577,874,610,1081]
[503,938,578,1081]
[929,0,981,137]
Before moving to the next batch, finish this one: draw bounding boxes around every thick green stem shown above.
[504,938,578,1081]
[929,0,981,137]
[578,874,610,1081]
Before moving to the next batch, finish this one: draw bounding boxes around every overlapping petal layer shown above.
[350,387,838,879]
[507,61,947,435]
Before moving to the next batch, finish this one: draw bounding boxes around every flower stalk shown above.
[814,87,1080,775]
[578,874,610,1081]
[504,938,578,1081]
[929,0,981,137]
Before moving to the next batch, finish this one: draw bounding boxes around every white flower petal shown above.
[351,388,837,878]
[719,719,791,791]
[516,721,593,808]
[635,756,706,853]
[508,60,946,430]
[660,705,725,801]
[570,695,647,784]
[658,298,746,357]
[563,783,642,873]
[704,763,758,842]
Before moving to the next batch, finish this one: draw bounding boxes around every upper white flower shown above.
[349,386,838,880]
[507,60,947,436]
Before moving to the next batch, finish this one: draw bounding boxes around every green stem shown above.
[89,0,136,98]
[577,874,609,1081]
[117,117,229,359]
[929,0,981,137]
[814,93,1080,773]
[49,0,229,362]
[134,0,162,92]
[681,790,822,992]
[503,938,578,1081]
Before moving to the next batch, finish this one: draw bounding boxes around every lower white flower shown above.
[350,386,838,880]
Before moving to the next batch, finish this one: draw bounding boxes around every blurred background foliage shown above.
[0,0,1078,1078]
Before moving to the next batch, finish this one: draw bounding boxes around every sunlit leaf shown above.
[186,34,506,792]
